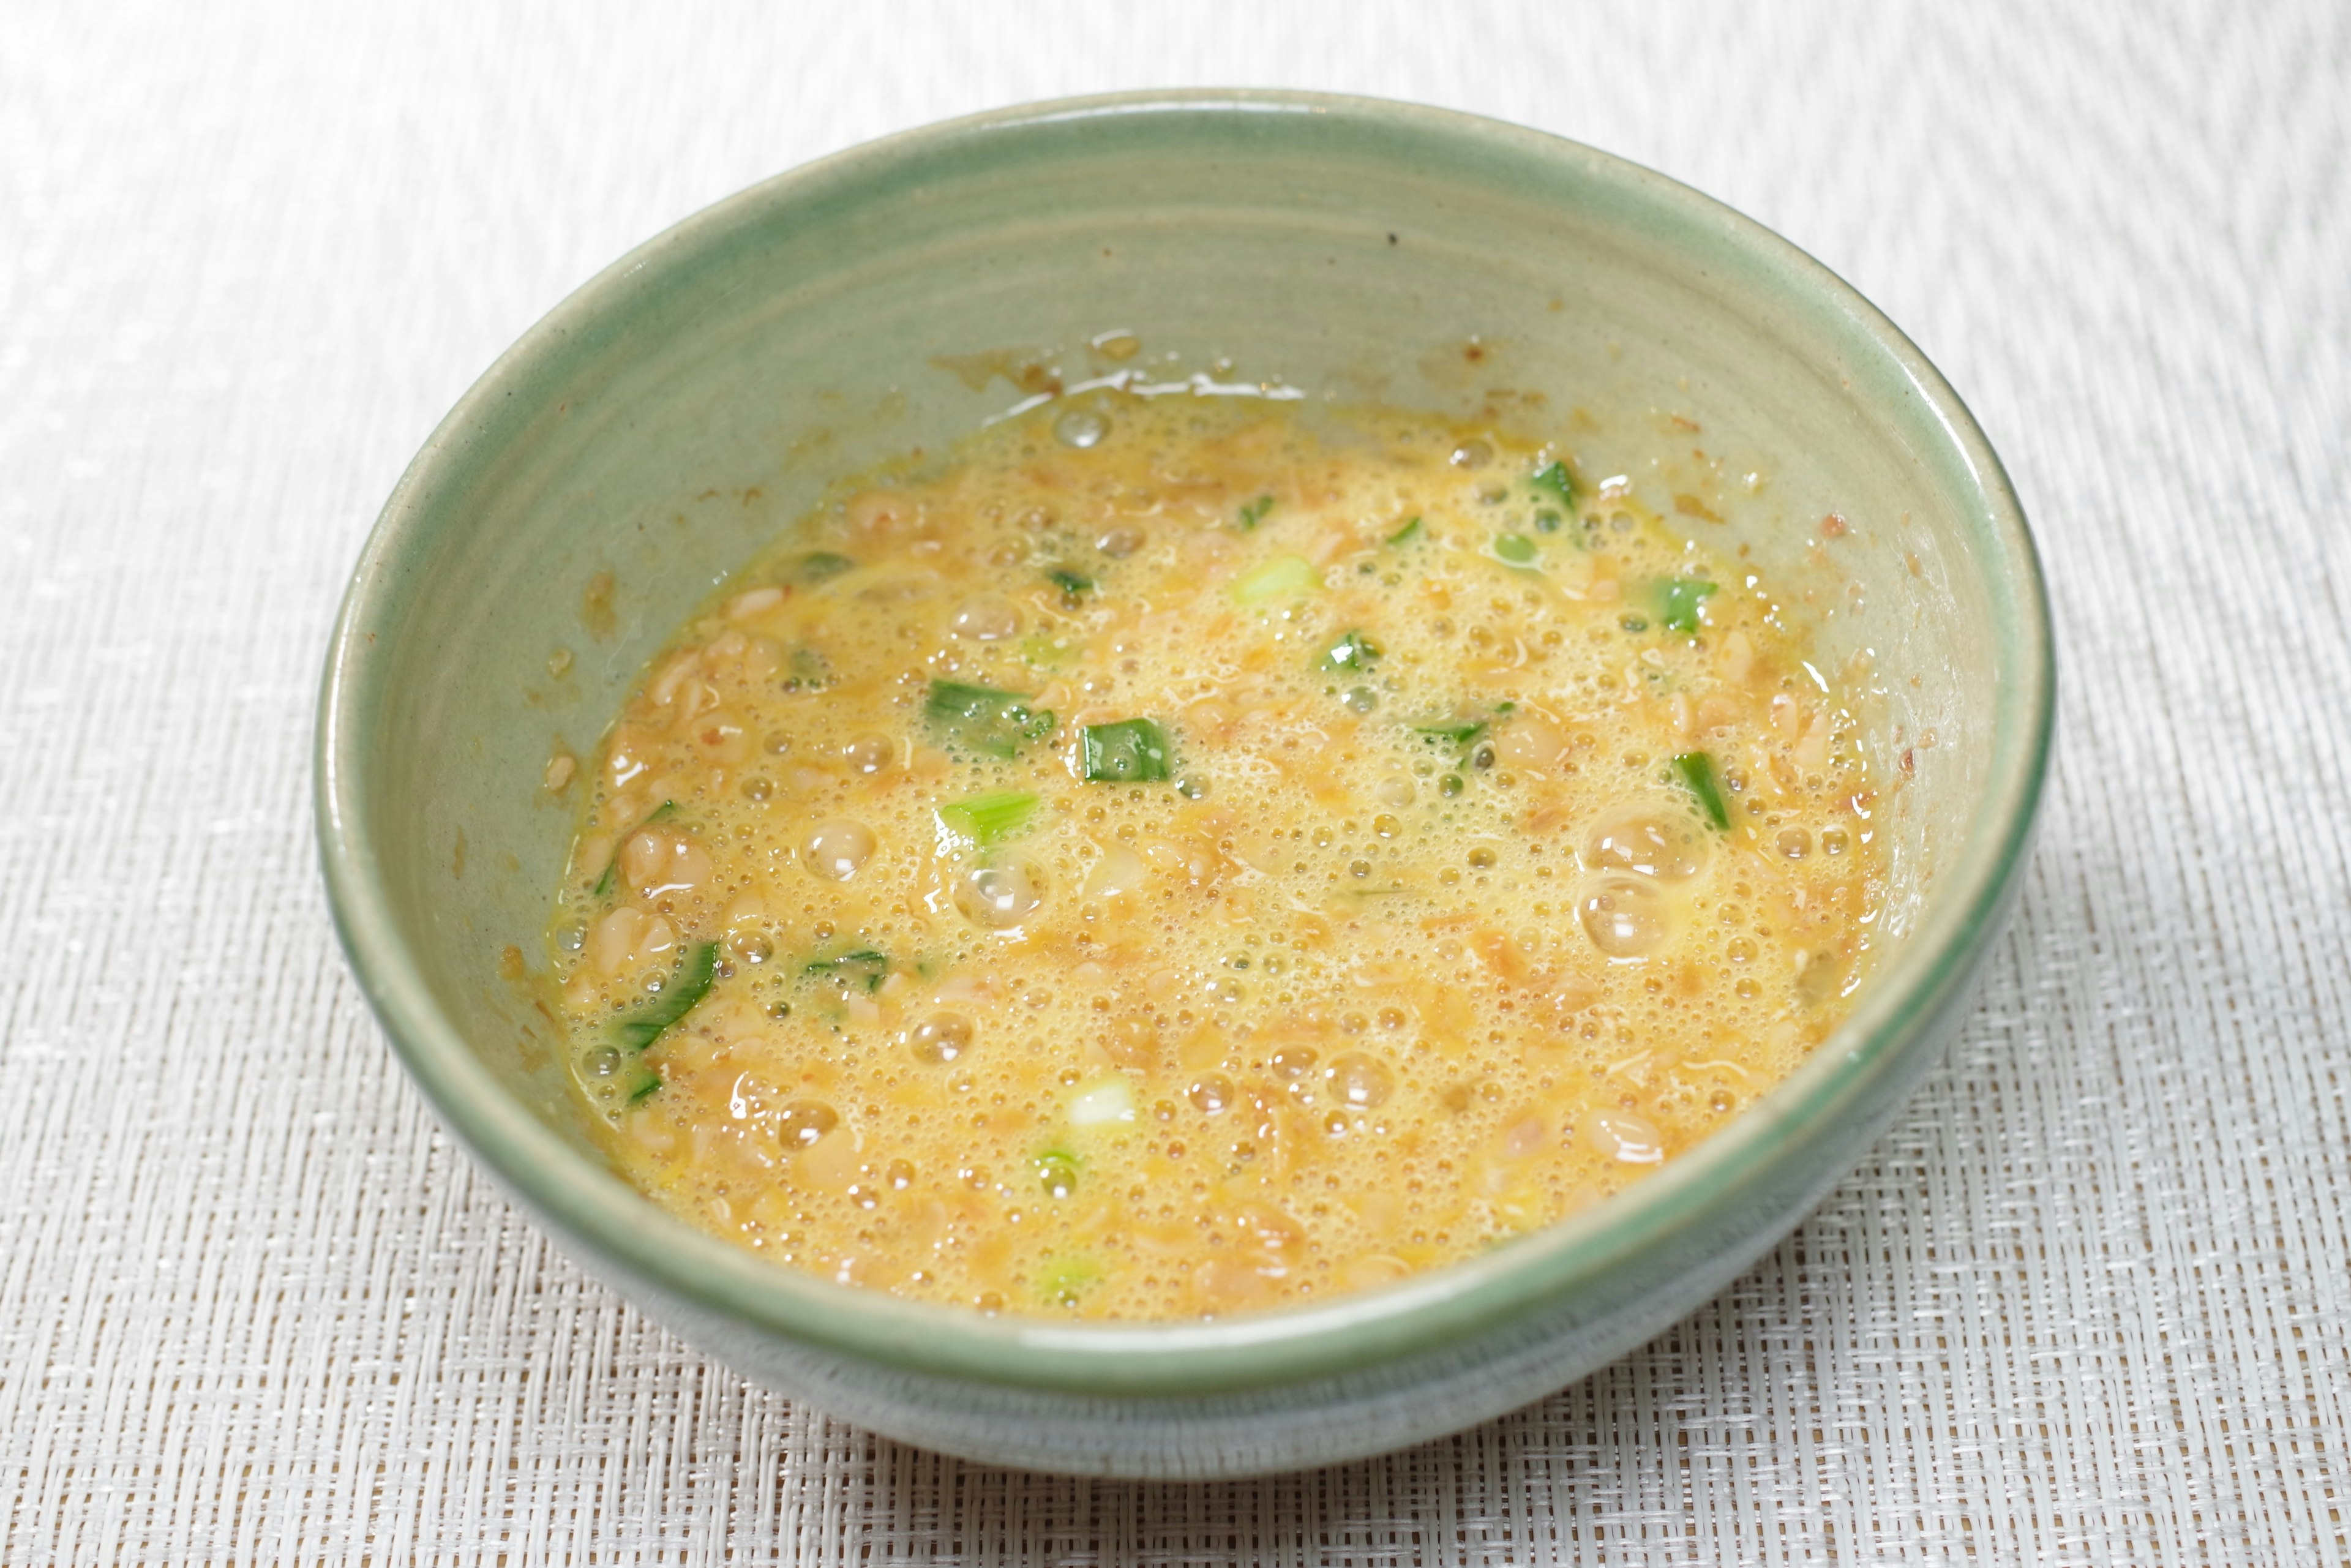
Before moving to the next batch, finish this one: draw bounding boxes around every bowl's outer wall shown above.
[322,94,2050,1477]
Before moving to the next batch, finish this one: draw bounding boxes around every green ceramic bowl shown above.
[317,91,2052,1479]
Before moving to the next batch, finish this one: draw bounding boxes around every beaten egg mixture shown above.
[546,390,1883,1319]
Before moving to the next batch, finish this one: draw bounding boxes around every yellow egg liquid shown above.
[547,391,1883,1319]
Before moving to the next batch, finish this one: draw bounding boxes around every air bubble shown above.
[778,1101,838,1149]
[908,1013,974,1063]
[1189,1075,1235,1114]
[1577,1106,1665,1164]
[955,857,1047,929]
[1055,407,1109,448]
[950,596,1022,642]
[1325,1051,1394,1109]
[803,819,876,880]
[1582,807,1708,881]
[1577,875,1671,958]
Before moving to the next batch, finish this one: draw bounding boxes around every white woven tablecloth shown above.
[5,2,2346,1561]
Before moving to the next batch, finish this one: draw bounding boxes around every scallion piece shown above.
[615,942,718,1053]
[1320,629,1382,674]
[925,680,1056,759]
[1046,568,1093,596]
[1493,533,1538,566]
[1387,516,1423,546]
[1035,1147,1082,1197]
[1672,751,1733,830]
[1037,1254,1101,1305]
[1081,719,1172,782]
[784,647,830,691]
[937,789,1041,846]
[591,800,678,898]
[1237,495,1274,530]
[1232,554,1319,605]
[792,550,857,583]
[1531,460,1578,509]
[1415,719,1489,751]
[1066,1078,1138,1127]
[1657,578,1717,635]
[804,948,890,994]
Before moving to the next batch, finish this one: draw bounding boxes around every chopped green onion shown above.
[592,800,679,898]
[626,1069,663,1105]
[1493,533,1538,566]
[1037,1255,1101,1305]
[937,789,1041,846]
[1066,1078,1138,1127]
[1531,460,1578,509]
[925,680,1056,759]
[1320,629,1382,674]
[804,948,890,993]
[792,550,857,583]
[1415,719,1489,751]
[1237,495,1274,530]
[1081,719,1172,782]
[1232,554,1319,605]
[1657,578,1717,635]
[1019,631,1074,670]
[1387,516,1423,546]
[615,942,718,1053]
[1046,568,1094,596]
[1672,751,1733,830]
[784,647,830,690]
[1036,1147,1082,1197]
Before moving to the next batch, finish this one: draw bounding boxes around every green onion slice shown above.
[937,789,1041,846]
[1320,629,1382,674]
[792,551,857,583]
[1672,751,1733,830]
[1415,719,1489,751]
[1081,719,1172,782]
[804,948,890,994]
[1232,554,1319,605]
[615,942,718,1054]
[1530,460,1578,509]
[925,680,1056,759]
[1657,578,1717,635]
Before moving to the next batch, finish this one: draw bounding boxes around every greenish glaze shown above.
[316,91,2053,1478]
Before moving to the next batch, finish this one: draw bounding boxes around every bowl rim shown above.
[317,87,2055,1398]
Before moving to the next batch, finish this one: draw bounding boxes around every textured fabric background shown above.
[4,1,2346,1561]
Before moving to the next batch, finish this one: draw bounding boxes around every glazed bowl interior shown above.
[320,92,2049,1398]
